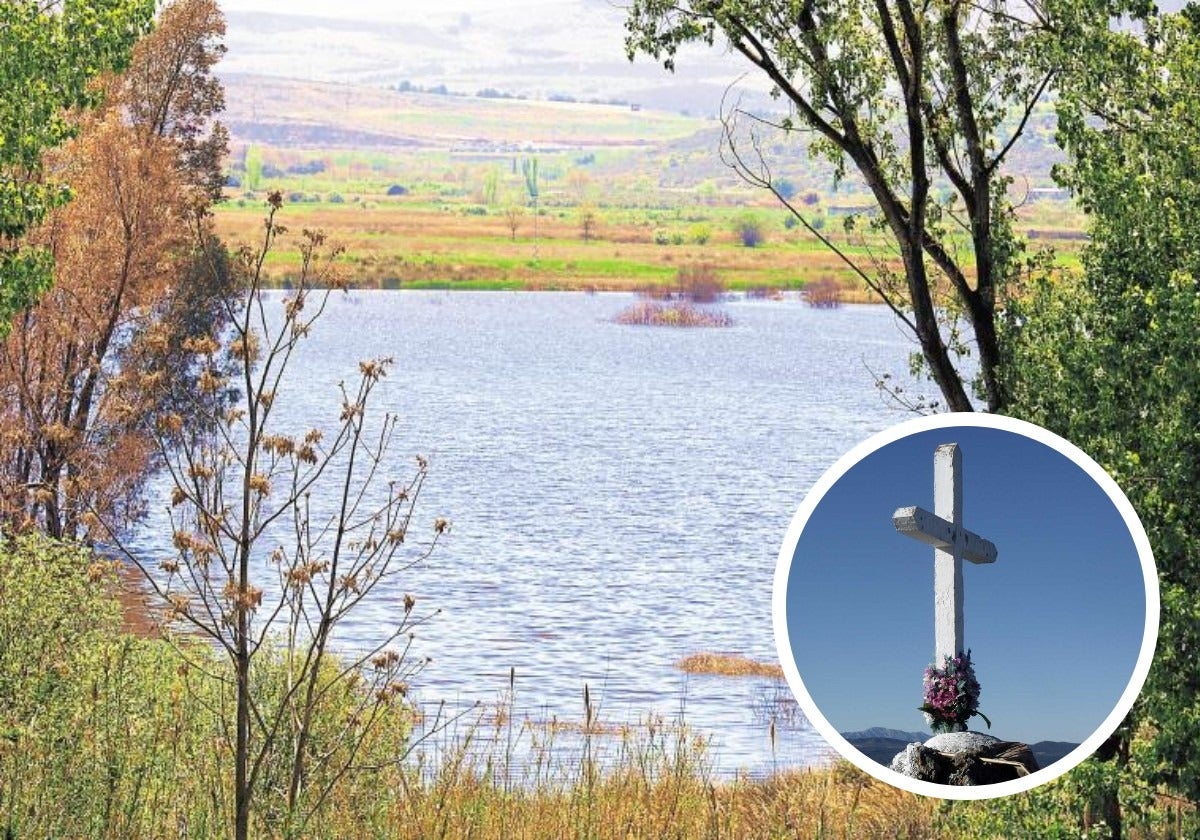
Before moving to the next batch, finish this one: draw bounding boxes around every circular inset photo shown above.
[773,414,1158,799]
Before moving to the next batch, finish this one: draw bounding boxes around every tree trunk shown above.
[235,642,251,840]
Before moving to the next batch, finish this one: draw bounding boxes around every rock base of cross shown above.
[889,732,1040,785]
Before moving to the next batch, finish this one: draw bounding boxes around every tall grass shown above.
[6,534,1185,838]
[385,682,935,840]
[2,533,933,838]
[677,652,785,679]
[0,535,412,839]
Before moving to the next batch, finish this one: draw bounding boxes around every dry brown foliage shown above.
[0,0,229,539]
[805,276,846,308]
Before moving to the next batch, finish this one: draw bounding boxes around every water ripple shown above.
[130,290,935,777]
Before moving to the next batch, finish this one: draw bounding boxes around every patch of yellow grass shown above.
[381,759,937,840]
[531,716,631,737]
[676,652,785,679]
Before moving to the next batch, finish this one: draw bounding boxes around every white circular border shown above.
[772,413,1160,799]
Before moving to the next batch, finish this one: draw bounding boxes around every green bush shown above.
[734,214,765,248]
[0,535,416,839]
[0,536,220,838]
[688,223,711,245]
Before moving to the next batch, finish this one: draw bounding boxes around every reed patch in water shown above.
[614,301,733,327]
[676,652,786,679]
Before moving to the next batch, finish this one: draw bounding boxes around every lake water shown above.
[132,290,936,777]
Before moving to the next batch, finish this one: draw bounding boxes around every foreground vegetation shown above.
[3,534,1195,839]
[2,533,927,839]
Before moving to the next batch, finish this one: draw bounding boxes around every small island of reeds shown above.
[614,300,733,327]
[614,264,734,327]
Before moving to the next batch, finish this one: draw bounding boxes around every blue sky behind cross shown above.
[782,425,1150,745]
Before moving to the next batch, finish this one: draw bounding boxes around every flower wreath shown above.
[919,649,991,734]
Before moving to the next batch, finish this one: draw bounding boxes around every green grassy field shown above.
[215,180,1087,301]
[216,75,1087,300]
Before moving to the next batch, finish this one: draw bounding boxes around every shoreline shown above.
[256,282,885,304]
[114,561,162,639]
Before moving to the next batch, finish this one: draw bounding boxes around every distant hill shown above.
[1030,741,1079,768]
[843,727,927,742]
[220,4,765,117]
[220,72,710,152]
[216,5,1069,190]
[842,729,1081,769]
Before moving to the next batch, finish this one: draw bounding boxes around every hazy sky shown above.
[219,0,574,22]
[782,425,1152,748]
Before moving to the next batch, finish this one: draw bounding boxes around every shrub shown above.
[286,159,327,175]
[386,184,409,196]
[804,277,844,308]
[688,223,711,244]
[328,192,344,204]
[735,214,766,247]
[676,264,724,303]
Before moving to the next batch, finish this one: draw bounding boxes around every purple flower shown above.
[918,649,989,733]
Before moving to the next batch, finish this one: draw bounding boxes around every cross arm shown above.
[892,505,998,564]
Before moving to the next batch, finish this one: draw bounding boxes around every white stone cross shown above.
[892,443,998,664]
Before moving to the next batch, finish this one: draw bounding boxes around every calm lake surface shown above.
[133,290,936,777]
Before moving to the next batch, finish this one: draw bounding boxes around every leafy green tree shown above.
[1002,5,1200,837]
[0,0,155,334]
[625,0,1061,411]
[245,143,264,191]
